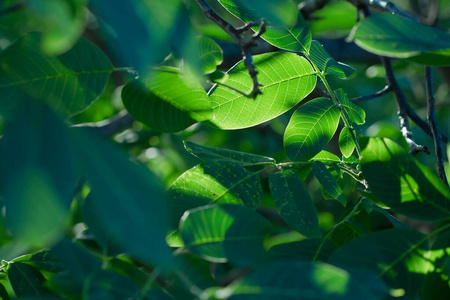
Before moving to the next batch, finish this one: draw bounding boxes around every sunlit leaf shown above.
[284,97,340,161]
[209,52,316,129]
[269,170,321,238]
[195,36,223,75]
[352,13,450,66]
[360,138,450,221]
[180,204,272,264]
[184,141,276,166]
[309,40,355,79]
[312,161,345,205]
[310,150,341,163]
[335,89,365,125]
[167,161,263,229]
[0,33,114,117]
[339,127,356,158]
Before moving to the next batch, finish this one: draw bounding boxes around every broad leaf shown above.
[206,261,387,299]
[312,161,345,205]
[184,141,275,166]
[0,33,114,117]
[284,97,341,161]
[360,138,450,221]
[339,127,356,158]
[268,239,335,261]
[329,229,430,299]
[335,89,365,125]
[209,52,316,129]
[269,170,321,237]
[168,161,263,229]
[74,128,173,268]
[0,283,9,300]
[180,204,272,264]
[122,68,211,132]
[85,271,140,300]
[8,262,51,297]
[309,40,355,79]
[310,150,341,163]
[352,13,450,66]
[195,36,224,75]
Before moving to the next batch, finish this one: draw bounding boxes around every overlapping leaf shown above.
[339,127,356,158]
[7,262,52,298]
[352,13,450,66]
[0,33,114,117]
[195,36,223,75]
[167,160,263,229]
[335,89,365,125]
[360,138,450,221]
[209,52,316,129]
[309,41,355,79]
[269,170,321,237]
[284,97,341,161]
[179,204,272,264]
[312,161,346,205]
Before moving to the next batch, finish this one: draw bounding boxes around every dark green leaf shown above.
[284,97,340,161]
[168,161,263,229]
[184,141,275,166]
[8,262,50,297]
[209,52,316,129]
[0,33,114,116]
[352,13,450,66]
[268,239,334,261]
[339,127,356,158]
[329,229,429,299]
[309,40,355,79]
[312,161,345,206]
[179,204,272,264]
[269,170,321,238]
[360,138,450,221]
[335,89,365,125]
[85,271,140,300]
[74,128,173,268]
[0,282,10,300]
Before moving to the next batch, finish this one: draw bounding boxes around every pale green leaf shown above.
[209,52,316,129]
[269,170,321,238]
[335,89,365,125]
[284,97,340,161]
[196,36,223,75]
[310,150,341,163]
[309,40,355,79]
[312,161,346,205]
[339,126,356,158]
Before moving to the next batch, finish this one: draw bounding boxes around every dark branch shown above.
[406,106,448,144]
[0,2,24,17]
[298,0,330,19]
[73,111,135,137]
[425,66,448,185]
[349,0,417,21]
[196,0,264,98]
[350,85,392,103]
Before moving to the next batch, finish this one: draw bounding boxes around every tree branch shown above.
[425,66,448,185]
[73,111,135,137]
[349,0,417,21]
[196,0,264,98]
[350,85,392,103]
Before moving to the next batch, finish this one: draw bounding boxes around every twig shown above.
[297,0,330,19]
[425,66,448,185]
[406,106,448,144]
[73,110,135,137]
[349,0,417,21]
[0,2,24,17]
[195,0,264,98]
[350,85,392,102]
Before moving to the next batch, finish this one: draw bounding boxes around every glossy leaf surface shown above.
[209,52,316,129]
[339,127,356,158]
[284,97,340,161]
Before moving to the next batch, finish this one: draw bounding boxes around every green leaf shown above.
[268,239,335,261]
[8,262,50,297]
[0,33,114,117]
[310,150,341,163]
[312,161,345,205]
[184,141,276,166]
[85,271,140,300]
[335,89,365,125]
[25,0,86,55]
[1,102,76,247]
[167,161,263,229]
[352,13,450,66]
[195,36,223,75]
[74,128,173,268]
[206,261,387,299]
[0,283,10,300]
[360,138,450,221]
[284,97,341,161]
[339,127,356,158]
[329,229,429,299]
[179,204,272,264]
[309,40,355,79]
[269,170,321,238]
[209,52,317,129]
[122,69,211,132]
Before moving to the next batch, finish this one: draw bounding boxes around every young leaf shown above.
[208,52,317,129]
[205,261,387,299]
[309,40,355,79]
[0,33,114,117]
[352,13,450,66]
[269,170,321,238]
[8,262,51,298]
[339,127,356,158]
[284,97,340,161]
[195,36,223,75]
[184,141,276,166]
[179,204,272,264]
[335,89,365,125]
[167,160,263,229]
[360,138,450,221]
[329,229,429,299]
[74,128,173,268]
[310,150,341,163]
[312,161,346,206]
